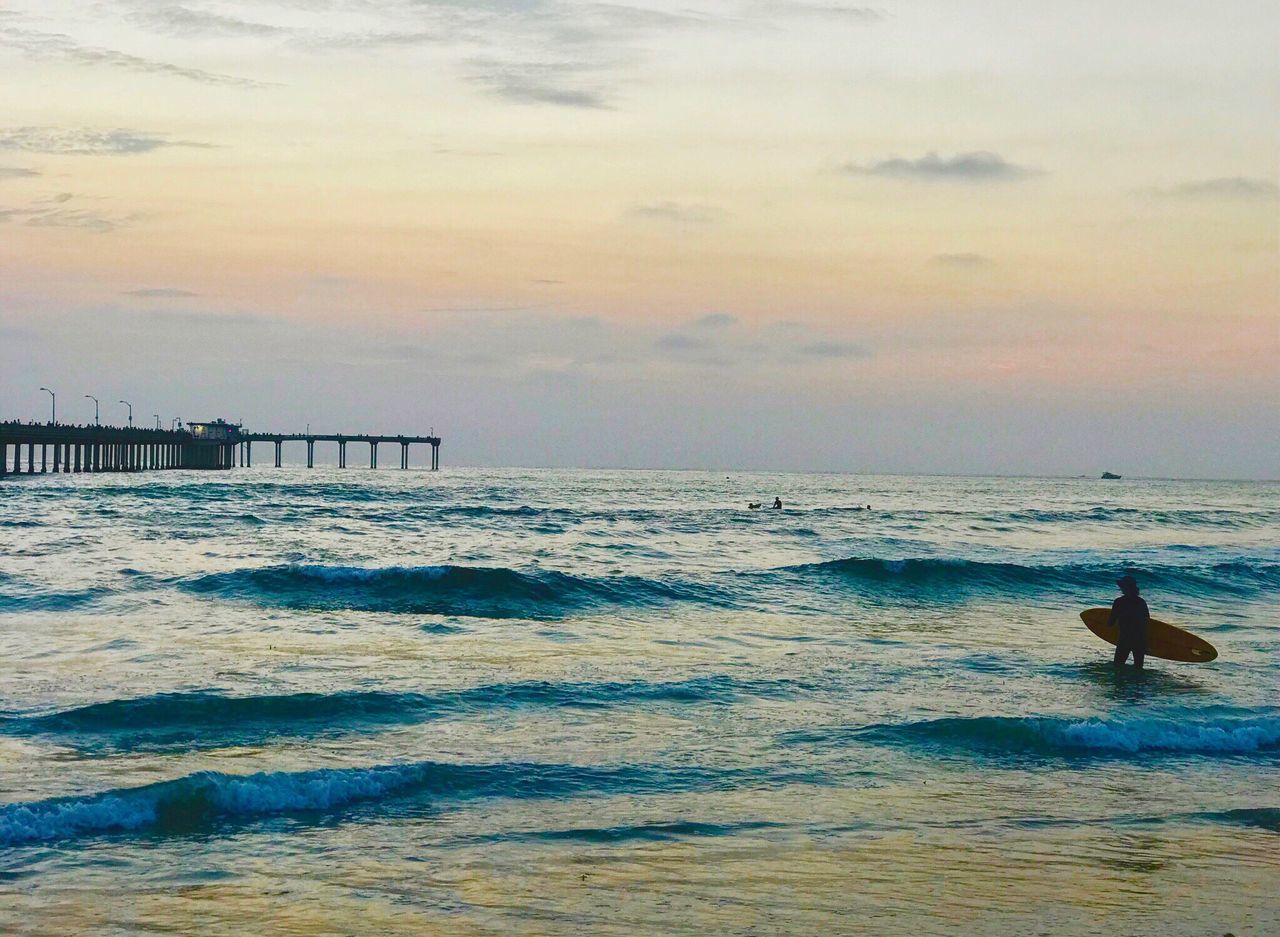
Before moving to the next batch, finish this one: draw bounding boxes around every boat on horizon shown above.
[1101,471,1122,479]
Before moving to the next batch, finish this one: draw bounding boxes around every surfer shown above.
[1109,574,1149,669]
[772,497,782,509]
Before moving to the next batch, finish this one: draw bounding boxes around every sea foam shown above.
[0,759,753,845]
[792,713,1280,757]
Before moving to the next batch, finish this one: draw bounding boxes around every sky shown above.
[1,0,1277,477]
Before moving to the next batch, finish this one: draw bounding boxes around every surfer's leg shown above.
[1113,644,1128,666]
[1133,648,1144,669]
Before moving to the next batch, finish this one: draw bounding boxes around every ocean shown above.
[0,468,1276,935]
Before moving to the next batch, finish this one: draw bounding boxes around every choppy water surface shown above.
[0,468,1276,935]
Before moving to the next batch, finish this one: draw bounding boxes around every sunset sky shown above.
[2,0,1277,476]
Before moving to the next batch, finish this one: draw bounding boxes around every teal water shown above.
[0,469,1276,935]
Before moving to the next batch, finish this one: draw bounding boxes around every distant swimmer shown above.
[773,497,783,509]
[1110,574,1149,669]
[748,502,762,510]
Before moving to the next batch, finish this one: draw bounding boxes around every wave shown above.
[790,713,1280,757]
[0,759,764,846]
[0,587,108,613]
[459,819,786,847]
[774,556,1280,597]
[446,505,562,519]
[180,563,732,618]
[1197,807,1280,832]
[982,507,1280,529]
[1,676,786,751]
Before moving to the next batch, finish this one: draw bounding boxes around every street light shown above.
[153,414,161,430]
[39,387,55,424]
[119,400,133,427]
[84,394,99,424]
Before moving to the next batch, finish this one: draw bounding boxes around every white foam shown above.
[0,763,430,845]
[292,564,451,582]
[0,793,158,844]
[208,764,426,813]
[1049,716,1280,753]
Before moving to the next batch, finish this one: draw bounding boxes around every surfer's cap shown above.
[1116,574,1138,590]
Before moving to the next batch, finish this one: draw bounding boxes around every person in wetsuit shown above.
[1109,574,1149,668]
[773,497,782,509]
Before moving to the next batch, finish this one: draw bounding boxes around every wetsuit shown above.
[1109,593,1149,668]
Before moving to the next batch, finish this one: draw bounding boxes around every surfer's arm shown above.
[1108,599,1119,628]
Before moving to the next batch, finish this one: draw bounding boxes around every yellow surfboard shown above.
[1080,608,1218,663]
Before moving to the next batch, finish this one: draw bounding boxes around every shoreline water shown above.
[1,468,1277,935]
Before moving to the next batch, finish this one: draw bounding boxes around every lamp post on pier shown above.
[85,395,99,424]
[39,387,55,424]
[154,414,161,430]
[119,400,133,427]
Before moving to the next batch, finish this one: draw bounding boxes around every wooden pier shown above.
[239,432,441,471]
[0,420,441,477]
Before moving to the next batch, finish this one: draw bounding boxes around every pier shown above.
[239,433,441,471]
[0,420,441,477]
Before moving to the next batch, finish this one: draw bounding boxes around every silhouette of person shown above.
[773,497,782,509]
[1110,574,1149,668]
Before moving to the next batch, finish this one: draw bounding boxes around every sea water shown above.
[0,469,1276,935]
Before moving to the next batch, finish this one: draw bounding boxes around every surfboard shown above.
[1080,608,1218,663]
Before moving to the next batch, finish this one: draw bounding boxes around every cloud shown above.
[655,333,712,351]
[930,252,993,266]
[1144,176,1279,200]
[627,201,721,224]
[466,61,611,108]
[123,287,199,298]
[0,24,267,87]
[844,151,1043,183]
[693,312,738,328]
[129,6,286,38]
[109,0,704,107]
[0,166,39,179]
[766,2,884,20]
[23,208,138,233]
[452,5,704,108]
[0,127,211,155]
[0,192,140,232]
[299,30,442,51]
[798,341,871,358]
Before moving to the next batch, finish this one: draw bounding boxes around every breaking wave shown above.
[1,676,789,752]
[787,713,1280,757]
[180,563,732,618]
[0,759,773,846]
[775,556,1280,597]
